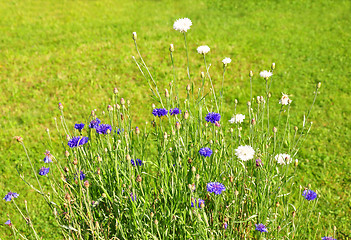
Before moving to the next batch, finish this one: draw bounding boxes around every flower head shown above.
[152,108,168,117]
[279,93,292,105]
[191,198,205,208]
[255,223,268,232]
[275,153,292,165]
[169,108,181,116]
[229,114,245,124]
[173,18,192,33]
[235,145,255,161]
[75,123,85,131]
[259,70,273,79]
[43,150,53,163]
[117,128,124,134]
[302,189,317,201]
[197,45,210,55]
[207,182,226,195]
[3,192,19,202]
[96,124,112,134]
[80,171,86,181]
[256,158,263,167]
[205,112,221,124]
[39,167,50,176]
[131,159,143,167]
[222,57,231,65]
[89,118,101,129]
[67,136,89,148]
[322,237,336,240]
[199,147,213,157]
[5,220,11,226]
[130,192,136,202]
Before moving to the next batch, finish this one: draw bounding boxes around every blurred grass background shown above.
[0,0,350,238]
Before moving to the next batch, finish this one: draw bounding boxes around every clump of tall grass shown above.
[3,18,336,240]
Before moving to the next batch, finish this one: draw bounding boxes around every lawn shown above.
[0,0,350,238]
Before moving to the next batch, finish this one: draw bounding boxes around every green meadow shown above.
[0,0,350,238]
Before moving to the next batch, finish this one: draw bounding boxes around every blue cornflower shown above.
[5,220,11,226]
[255,223,268,233]
[207,182,226,195]
[191,198,205,208]
[75,123,85,131]
[80,171,86,180]
[322,237,336,240]
[43,150,52,163]
[130,192,136,202]
[39,167,50,176]
[3,192,19,202]
[169,108,181,116]
[223,222,228,229]
[302,189,317,201]
[152,108,168,117]
[131,159,143,167]
[205,112,221,124]
[96,124,112,134]
[67,136,89,148]
[199,147,213,157]
[89,118,101,129]
[117,128,124,134]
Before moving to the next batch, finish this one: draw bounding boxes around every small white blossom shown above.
[222,57,231,65]
[229,114,245,124]
[173,18,192,33]
[279,93,292,105]
[235,145,255,161]
[275,153,292,165]
[259,70,273,79]
[197,45,210,55]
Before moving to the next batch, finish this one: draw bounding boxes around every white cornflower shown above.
[229,114,245,124]
[222,57,231,65]
[173,18,192,33]
[279,93,292,105]
[235,145,255,161]
[259,70,273,79]
[275,153,292,165]
[197,45,210,55]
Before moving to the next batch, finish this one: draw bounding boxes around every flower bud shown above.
[102,193,106,198]
[276,202,280,207]
[45,128,49,133]
[294,159,298,167]
[65,193,71,201]
[164,132,168,139]
[97,168,101,175]
[268,92,272,98]
[154,219,158,225]
[136,175,142,182]
[292,211,296,218]
[195,174,200,181]
[234,190,239,196]
[169,44,174,52]
[73,158,78,165]
[160,188,164,194]
[150,212,154,218]
[65,150,70,157]
[191,166,196,172]
[271,62,275,70]
[58,102,63,110]
[251,118,256,126]
[184,111,189,120]
[135,127,140,135]
[107,105,113,111]
[84,181,90,188]
[317,82,321,89]
[97,156,102,162]
[175,122,180,130]
[186,84,191,92]
[132,32,137,40]
[120,113,124,121]
[247,101,251,107]
[120,98,125,105]
[152,103,156,109]
[201,72,205,78]
[64,167,69,173]
[277,226,281,231]
[273,127,277,133]
[14,136,23,142]
[113,87,118,95]
[165,89,170,98]
[294,126,298,131]
[256,159,263,167]
[126,154,131,161]
[249,71,253,77]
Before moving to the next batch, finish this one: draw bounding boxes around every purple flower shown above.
[96,124,112,134]
[322,237,336,240]
[199,147,213,157]
[3,192,19,202]
[43,150,52,163]
[255,223,268,232]
[256,158,263,167]
[302,189,317,201]
[191,198,205,208]
[205,112,221,124]
[152,108,168,117]
[39,167,50,176]
[67,136,89,148]
[223,222,228,229]
[131,159,143,167]
[169,108,181,115]
[80,171,86,180]
[207,182,226,195]
[75,123,85,131]
[117,128,124,134]
[5,220,11,226]
[89,118,101,129]
[130,192,136,202]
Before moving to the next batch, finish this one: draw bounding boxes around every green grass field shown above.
[1,0,350,238]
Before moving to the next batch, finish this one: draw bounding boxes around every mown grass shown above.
[0,0,350,238]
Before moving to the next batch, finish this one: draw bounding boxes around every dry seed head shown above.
[229,176,234,183]
[188,158,193,164]
[65,193,71,201]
